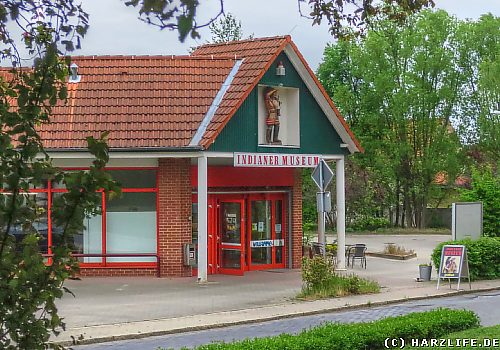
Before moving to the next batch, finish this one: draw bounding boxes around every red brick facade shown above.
[157,158,193,277]
[291,168,303,269]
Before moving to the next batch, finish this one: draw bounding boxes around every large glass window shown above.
[2,192,49,254]
[4,168,159,266]
[275,200,283,264]
[106,170,156,188]
[51,193,103,263]
[250,200,272,265]
[106,192,157,262]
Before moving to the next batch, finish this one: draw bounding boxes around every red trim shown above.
[121,188,157,193]
[18,167,162,270]
[47,180,52,262]
[62,167,158,171]
[101,191,107,267]
[100,262,156,268]
[155,169,160,272]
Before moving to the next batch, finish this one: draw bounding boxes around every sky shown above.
[49,1,500,70]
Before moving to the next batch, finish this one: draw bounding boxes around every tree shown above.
[317,10,495,228]
[208,13,247,43]
[124,0,434,41]
[460,166,500,237]
[1,2,120,348]
[453,14,500,164]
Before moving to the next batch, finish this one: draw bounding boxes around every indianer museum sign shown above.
[234,152,321,168]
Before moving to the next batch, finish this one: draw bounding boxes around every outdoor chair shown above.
[311,242,325,256]
[312,242,337,267]
[347,244,367,268]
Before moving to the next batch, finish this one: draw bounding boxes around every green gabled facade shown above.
[208,52,349,155]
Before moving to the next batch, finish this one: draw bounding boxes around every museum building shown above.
[30,36,362,278]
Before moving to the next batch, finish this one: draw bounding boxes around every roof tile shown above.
[38,56,235,149]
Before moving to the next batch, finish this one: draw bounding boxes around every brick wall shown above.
[291,168,303,268]
[158,158,192,277]
[79,268,157,277]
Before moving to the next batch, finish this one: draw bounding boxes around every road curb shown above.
[58,284,500,347]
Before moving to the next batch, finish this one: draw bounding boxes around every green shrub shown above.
[460,166,500,237]
[432,237,500,280]
[348,216,391,232]
[301,256,334,290]
[302,221,316,233]
[299,257,379,299]
[186,309,479,350]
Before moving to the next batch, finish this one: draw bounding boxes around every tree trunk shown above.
[395,182,401,227]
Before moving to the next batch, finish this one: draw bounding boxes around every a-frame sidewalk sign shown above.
[436,245,471,290]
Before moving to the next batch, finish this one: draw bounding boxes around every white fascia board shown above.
[283,45,359,154]
[45,151,344,161]
[45,151,204,159]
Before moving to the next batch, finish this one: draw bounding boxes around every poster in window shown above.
[258,222,264,232]
[226,213,237,233]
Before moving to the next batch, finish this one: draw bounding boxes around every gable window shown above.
[258,85,300,147]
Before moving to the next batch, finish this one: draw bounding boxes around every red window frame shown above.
[1,167,159,269]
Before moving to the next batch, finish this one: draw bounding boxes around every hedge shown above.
[432,237,500,280]
[183,309,479,350]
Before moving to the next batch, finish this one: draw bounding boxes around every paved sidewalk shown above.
[53,234,500,346]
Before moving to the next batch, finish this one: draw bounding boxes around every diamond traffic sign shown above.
[311,159,333,191]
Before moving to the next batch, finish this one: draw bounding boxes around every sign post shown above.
[436,245,471,290]
[311,159,334,257]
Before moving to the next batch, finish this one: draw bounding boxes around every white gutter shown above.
[189,59,244,147]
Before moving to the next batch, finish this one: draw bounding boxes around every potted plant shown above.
[419,263,432,281]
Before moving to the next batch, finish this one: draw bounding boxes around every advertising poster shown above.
[437,244,471,290]
[440,246,463,278]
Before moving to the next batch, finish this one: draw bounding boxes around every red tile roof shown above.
[39,56,236,149]
[2,36,361,152]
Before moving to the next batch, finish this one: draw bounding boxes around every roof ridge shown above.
[68,55,238,61]
[194,35,290,50]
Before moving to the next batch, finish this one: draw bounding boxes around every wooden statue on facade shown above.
[264,87,282,144]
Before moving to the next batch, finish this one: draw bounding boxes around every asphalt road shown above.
[74,290,500,350]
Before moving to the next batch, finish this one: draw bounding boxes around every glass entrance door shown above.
[218,200,245,275]
[247,194,286,270]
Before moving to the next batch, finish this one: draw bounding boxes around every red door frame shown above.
[195,194,247,275]
[194,192,288,276]
[246,193,286,271]
[216,196,245,275]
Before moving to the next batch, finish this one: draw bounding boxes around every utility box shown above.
[183,243,197,267]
